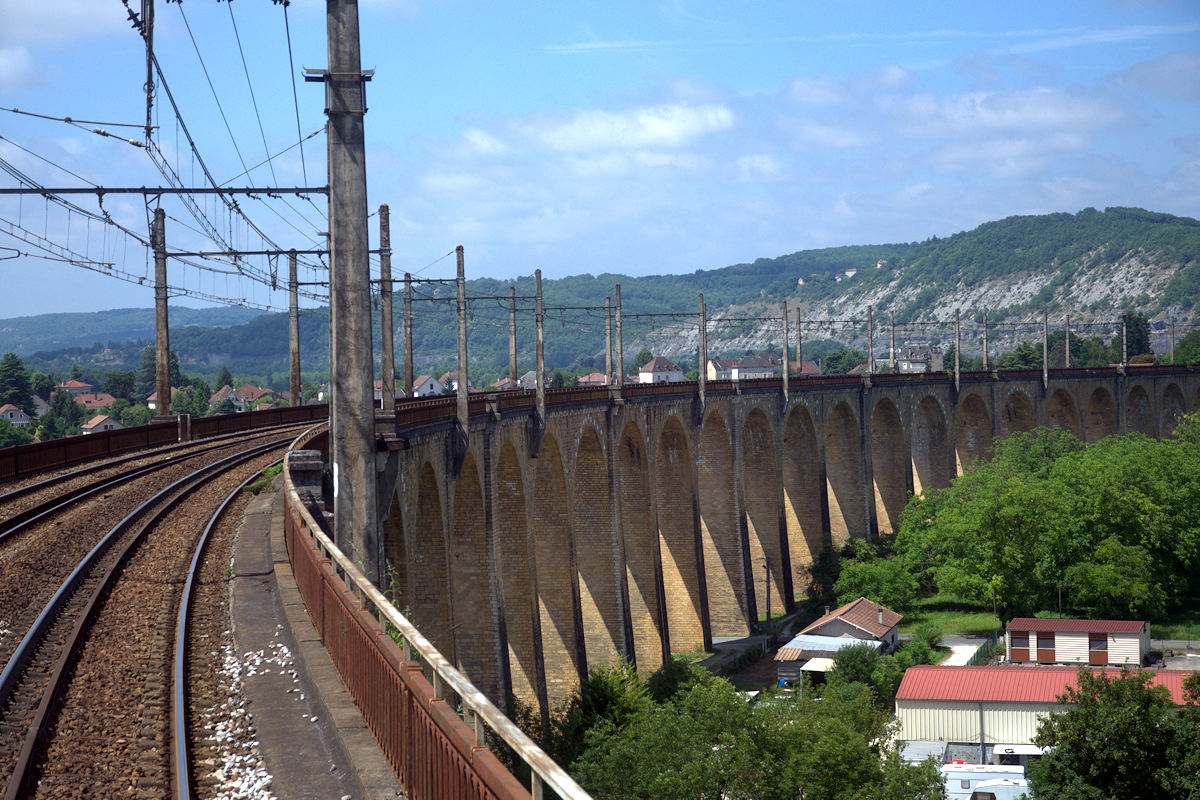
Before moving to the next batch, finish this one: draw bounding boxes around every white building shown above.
[411,374,445,397]
[638,356,684,383]
[1005,618,1148,666]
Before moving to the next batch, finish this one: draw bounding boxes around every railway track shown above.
[0,426,314,798]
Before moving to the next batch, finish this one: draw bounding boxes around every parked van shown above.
[969,777,1029,800]
[940,763,1025,800]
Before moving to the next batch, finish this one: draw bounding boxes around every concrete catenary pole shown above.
[1065,313,1071,369]
[954,309,961,392]
[698,293,707,406]
[605,296,613,384]
[1121,317,1128,370]
[152,207,170,419]
[535,269,545,419]
[781,300,789,401]
[289,250,300,406]
[1170,319,1176,364]
[403,273,413,397]
[325,0,377,580]
[456,246,469,433]
[1042,311,1049,388]
[889,311,896,374]
[378,204,394,411]
[796,309,803,372]
[866,305,874,375]
[508,286,517,385]
[615,283,624,388]
[982,311,989,371]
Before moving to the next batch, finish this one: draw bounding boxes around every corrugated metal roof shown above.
[1006,617,1146,634]
[773,635,882,661]
[896,665,1190,705]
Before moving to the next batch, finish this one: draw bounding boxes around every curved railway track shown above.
[0,425,315,798]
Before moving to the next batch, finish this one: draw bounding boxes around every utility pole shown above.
[954,310,961,392]
[866,305,874,376]
[982,311,989,371]
[142,0,155,142]
[889,311,896,374]
[615,284,624,388]
[1065,314,1071,369]
[796,310,803,371]
[456,245,469,441]
[535,269,545,419]
[509,286,518,385]
[781,300,789,401]
[152,207,171,420]
[379,204,394,411]
[322,0,377,580]
[403,273,413,397]
[698,293,707,407]
[1042,311,1049,388]
[289,250,300,406]
[1121,317,1128,371]
[604,296,613,385]
[1170,319,1176,364]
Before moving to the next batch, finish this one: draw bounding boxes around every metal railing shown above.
[282,431,592,800]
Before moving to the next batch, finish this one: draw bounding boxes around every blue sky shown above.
[1,0,1197,318]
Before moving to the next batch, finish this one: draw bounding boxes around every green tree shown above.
[1175,329,1200,365]
[998,340,1043,369]
[210,397,236,415]
[37,390,86,440]
[134,346,182,402]
[103,369,136,402]
[0,353,35,416]
[632,349,653,372]
[827,641,881,688]
[1123,311,1152,357]
[171,385,209,417]
[120,404,153,428]
[1031,668,1191,799]
[833,557,918,613]
[0,418,33,447]
[820,348,867,375]
[216,364,234,389]
[30,372,54,402]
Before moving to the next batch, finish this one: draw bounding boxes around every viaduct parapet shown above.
[378,367,1198,714]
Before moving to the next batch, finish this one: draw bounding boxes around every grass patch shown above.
[901,593,1001,637]
[1154,597,1200,642]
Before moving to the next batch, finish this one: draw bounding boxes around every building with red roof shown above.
[896,665,1192,756]
[1005,618,1149,666]
[798,596,902,653]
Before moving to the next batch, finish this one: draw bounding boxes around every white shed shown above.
[1005,618,1148,666]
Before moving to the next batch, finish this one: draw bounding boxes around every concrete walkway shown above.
[938,635,990,666]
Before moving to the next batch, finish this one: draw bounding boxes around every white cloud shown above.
[520,103,734,152]
[784,120,876,149]
[462,128,508,156]
[735,155,785,182]
[0,1,127,46]
[785,77,842,108]
[883,88,1124,137]
[1110,49,1200,100]
[932,134,1088,177]
[0,46,34,92]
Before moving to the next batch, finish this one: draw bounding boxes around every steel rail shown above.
[170,459,280,800]
[0,437,290,800]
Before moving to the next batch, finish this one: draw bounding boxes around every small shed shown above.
[1005,618,1148,666]
[774,634,882,683]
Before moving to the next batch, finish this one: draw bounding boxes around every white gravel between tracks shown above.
[199,629,299,800]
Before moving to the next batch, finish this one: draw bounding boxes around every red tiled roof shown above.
[896,665,1190,705]
[57,379,92,389]
[641,356,681,373]
[1007,618,1147,634]
[800,597,901,638]
[76,392,117,409]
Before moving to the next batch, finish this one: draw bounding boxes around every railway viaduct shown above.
[378,366,1199,715]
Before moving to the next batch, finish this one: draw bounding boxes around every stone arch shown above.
[1001,390,1035,437]
[742,408,784,621]
[411,462,451,656]
[1085,387,1118,443]
[782,404,823,594]
[1127,385,1153,436]
[869,398,907,535]
[1160,384,1186,437]
[656,417,704,657]
[826,401,866,547]
[621,420,663,669]
[955,393,991,473]
[698,410,749,636]
[912,395,950,494]
[1045,388,1081,439]
[450,452,498,697]
[573,427,621,670]
[532,436,580,704]
[496,442,537,708]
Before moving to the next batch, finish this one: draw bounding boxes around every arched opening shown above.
[656,417,705,657]
[411,463,451,656]
[782,404,823,597]
[1002,390,1035,437]
[870,398,907,535]
[1160,384,1186,437]
[1127,385,1153,436]
[621,421,663,669]
[1085,388,1118,443]
[496,442,537,709]
[1045,389,1081,439]
[574,428,621,670]
[532,436,580,705]
[450,452,499,698]
[826,401,866,547]
[382,488,406,607]
[912,396,950,494]
[742,409,784,621]
[698,411,749,636]
[955,393,991,474]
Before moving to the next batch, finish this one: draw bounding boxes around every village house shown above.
[638,356,684,383]
[707,358,736,380]
[0,403,31,428]
[797,596,902,653]
[517,371,538,391]
[577,372,608,386]
[81,414,124,434]
[489,377,519,392]
[55,379,94,398]
[75,392,117,411]
[732,354,781,380]
[412,374,445,397]
[1005,618,1149,666]
[775,633,883,682]
[145,387,177,412]
[438,371,472,392]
